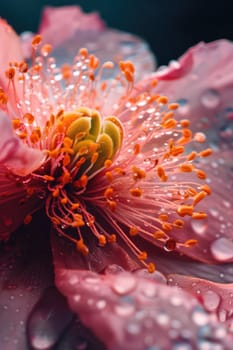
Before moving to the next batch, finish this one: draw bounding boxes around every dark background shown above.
[1,0,233,65]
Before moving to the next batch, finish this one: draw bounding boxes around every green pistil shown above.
[65,107,123,175]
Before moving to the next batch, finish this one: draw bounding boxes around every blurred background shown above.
[1,0,233,65]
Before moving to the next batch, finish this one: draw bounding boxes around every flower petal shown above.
[0,213,53,349]
[55,268,233,350]
[0,112,44,176]
[153,40,233,146]
[39,5,105,48]
[0,19,23,90]
[168,274,233,328]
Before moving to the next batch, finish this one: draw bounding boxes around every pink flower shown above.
[0,6,232,350]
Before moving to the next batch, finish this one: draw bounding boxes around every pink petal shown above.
[0,112,44,176]
[0,169,42,240]
[51,229,139,273]
[153,40,233,146]
[162,149,233,263]
[0,213,53,349]
[0,19,23,90]
[55,268,233,350]
[39,6,105,48]
[168,274,233,329]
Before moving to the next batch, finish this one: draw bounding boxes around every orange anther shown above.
[159,214,169,221]
[199,148,213,157]
[162,118,177,129]
[76,239,89,255]
[5,67,15,79]
[124,70,134,82]
[192,212,207,220]
[200,184,211,195]
[187,151,197,161]
[132,166,146,180]
[32,34,42,46]
[71,203,80,210]
[24,113,34,124]
[79,48,88,58]
[171,146,184,156]
[104,187,114,199]
[153,230,166,239]
[104,159,112,168]
[129,226,139,236]
[162,223,172,231]
[12,119,21,129]
[24,214,32,225]
[43,175,55,181]
[105,171,113,183]
[108,234,117,243]
[173,219,184,229]
[60,197,68,204]
[91,152,99,164]
[196,169,207,180]
[180,119,190,127]
[162,111,174,122]
[151,79,158,87]
[184,239,198,247]
[98,235,107,246]
[138,251,148,261]
[130,187,143,197]
[157,96,168,104]
[180,163,194,172]
[134,143,141,155]
[108,200,117,211]
[186,187,198,197]
[193,191,206,206]
[182,128,192,139]
[52,188,60,197]
[157,166,167,182]
[19,61,28,73]
[168,103,179,110]
[147,262,156,273]
[40,44,52,56]
[177,205,194,217]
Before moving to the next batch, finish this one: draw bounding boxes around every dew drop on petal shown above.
[176,99,190,115]
[191,220,207,235]
[27,288,73,350]
[192,307,209,326]
[210,237,233,262]
[201,89,220,109]
[115,302,135,317]
[111,274,136,295]
[202,290,221,312]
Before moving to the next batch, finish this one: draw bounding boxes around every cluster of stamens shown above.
[0,35,213,272]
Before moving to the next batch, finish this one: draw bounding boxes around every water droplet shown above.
[164,239,176,252]
[173,342,192,350]
[192,307,209,326]
[201,89,220,109]
[96,299,106,310]
[202,290,221,311]
[176,99,189,115]
[125,319,141,335]
[191,221,207,235]
[104,264,124,275]
[156,311,170,326]
[27,287,73,350]
[210,237,233,262]
[112,274,136,295]
[134,269,167,284]
[115,302,135,317]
